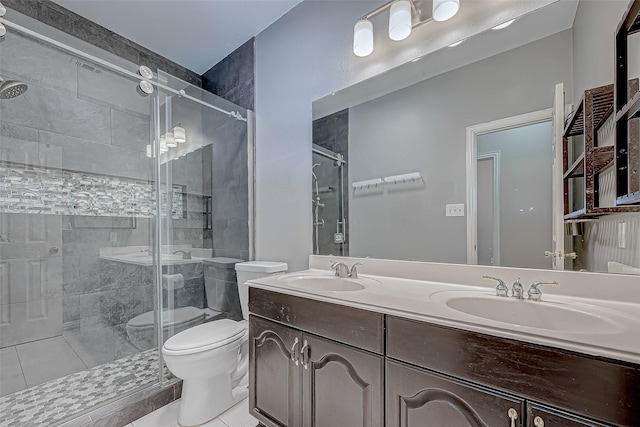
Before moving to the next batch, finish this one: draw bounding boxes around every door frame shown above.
[466,108,553,264]
[476,151,501,266]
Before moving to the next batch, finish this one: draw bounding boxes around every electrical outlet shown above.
[109,231,117,243]
[618,222,626,249]
[446,204,465,217]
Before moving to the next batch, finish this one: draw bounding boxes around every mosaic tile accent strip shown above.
[0,349,167,427]
[0,163,183,219]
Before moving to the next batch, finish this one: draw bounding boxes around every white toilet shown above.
[162,260,288,427]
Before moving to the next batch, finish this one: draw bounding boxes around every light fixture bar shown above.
[360,0,432,29]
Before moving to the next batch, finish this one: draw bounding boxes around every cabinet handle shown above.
[533,416,544,427]
[300,340,309,370]
[290,337,299,366]
[507,408,518,427]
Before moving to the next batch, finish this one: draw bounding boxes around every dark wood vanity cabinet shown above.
[386,360,523,427]
[249,288,640,427]
[248,310,383,427]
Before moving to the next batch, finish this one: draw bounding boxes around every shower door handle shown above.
[49,246,59,254]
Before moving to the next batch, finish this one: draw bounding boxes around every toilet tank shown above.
[235,261,288,320]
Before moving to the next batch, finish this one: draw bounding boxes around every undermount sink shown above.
[278,274,381,292]
[431,291,623,334]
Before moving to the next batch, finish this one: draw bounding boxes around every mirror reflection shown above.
[312,1,640,274]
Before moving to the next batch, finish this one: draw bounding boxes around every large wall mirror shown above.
[311,0,640,275]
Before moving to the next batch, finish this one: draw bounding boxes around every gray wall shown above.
[347,31,572,263]
[477,122,554,270]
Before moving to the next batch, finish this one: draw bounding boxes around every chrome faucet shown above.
[331,261,365,278]
[483,275,509,297]
[512,278,524,300]
[172,250,192,260]
[331,261,350,278]
[527,281,558,301]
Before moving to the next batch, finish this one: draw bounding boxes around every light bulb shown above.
[173,126,186,143]
[165,132,177,148]
[389,0,412,41]
[353,19,374,57]
[433,0,459,22]
[159,135,168,153]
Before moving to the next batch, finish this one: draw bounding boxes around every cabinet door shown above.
[249,315,302,427]
[386,360,524,427]
[301,334,384,427]
[526,403,611,427]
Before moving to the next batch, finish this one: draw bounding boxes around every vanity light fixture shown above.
[353,0,460,57]
[173,126,186,143]
[492,19,516,30]
[159,135,168,153]
[432,0,460,22]
[165,131,177,148]
[389,0,412,41]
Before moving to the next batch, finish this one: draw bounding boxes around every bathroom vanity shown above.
[247,257,640,427]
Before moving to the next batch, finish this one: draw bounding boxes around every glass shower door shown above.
[312,146,346,256]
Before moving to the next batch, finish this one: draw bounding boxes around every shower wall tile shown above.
[202,38,255,111]
[0,31,78,97]
[174,278,205,310]
[0,84,112,144]
[0,122,39,165]
[111,110,151,152]
[77,65,151,118]
[38,130,150,180]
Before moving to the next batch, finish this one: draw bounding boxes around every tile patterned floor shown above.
[129,398,258,427]
[0,349,162,427]
[0,327,138,397]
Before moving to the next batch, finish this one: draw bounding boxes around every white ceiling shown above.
[52,0,302,74]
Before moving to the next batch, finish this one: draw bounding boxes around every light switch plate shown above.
[446,204,465,217]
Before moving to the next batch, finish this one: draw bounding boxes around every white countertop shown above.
[249,266,640,365]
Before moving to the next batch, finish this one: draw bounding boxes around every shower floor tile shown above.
[0,347,27,397]
[0,349,162,427]
[15,336,87,387]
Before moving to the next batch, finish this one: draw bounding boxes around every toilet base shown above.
[177,374,248,427]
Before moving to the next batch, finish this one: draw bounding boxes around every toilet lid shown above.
[163,319,246,353]
[128,306,204,329]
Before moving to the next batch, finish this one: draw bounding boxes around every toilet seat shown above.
[163,319,246,356]
[128,306,204,330]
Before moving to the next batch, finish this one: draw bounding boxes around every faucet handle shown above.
[527,281,558,301]
[349,262,365,279]
[483,275,508,297]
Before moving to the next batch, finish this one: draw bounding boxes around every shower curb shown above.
[56,380,182,427]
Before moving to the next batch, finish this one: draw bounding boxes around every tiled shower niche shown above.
[0,162,184,219]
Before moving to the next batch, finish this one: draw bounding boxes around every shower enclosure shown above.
[312,145,346,256]
[0,6,253,426]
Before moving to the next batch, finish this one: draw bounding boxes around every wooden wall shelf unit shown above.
[563,81,640,219]
[615,0,640,205]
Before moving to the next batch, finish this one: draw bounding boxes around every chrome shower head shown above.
[0,79,28,99]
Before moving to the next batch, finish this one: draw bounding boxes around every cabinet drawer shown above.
[387,316,640,427]
[249,287,384,354]
[526,403,612,427]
